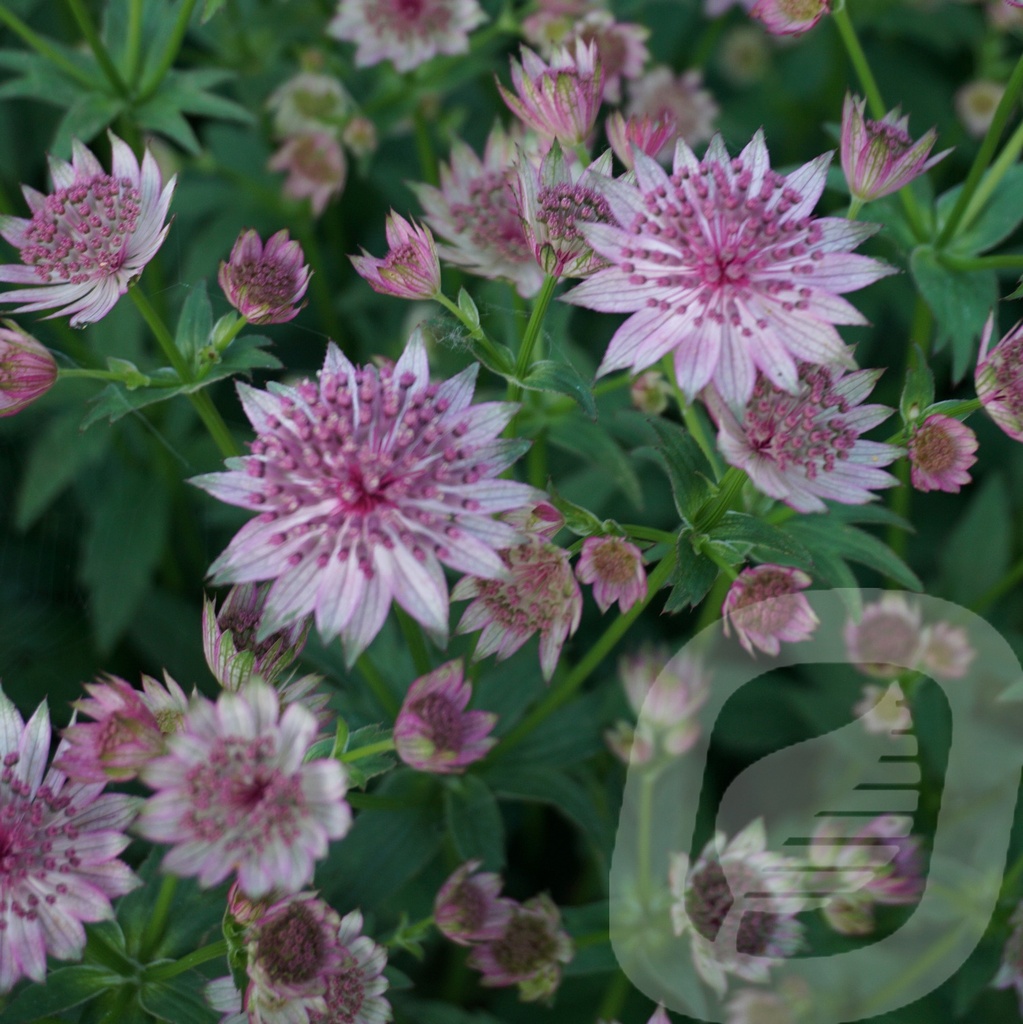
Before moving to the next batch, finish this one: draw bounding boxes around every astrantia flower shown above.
[908,413,977,493]
[725,981,811,1024]
[706,364,901,513]
[412,126,544,298]
[563,131,895,409]
[0,133,174,326]
[721,564,817,656]
[269,132,347,216]
[568,11,649,105]
[630,369,671,414]
[191,332,533,664]
[453,536,583,682]
[976,315,1023,442]
[751,0,830,35]
[844,595,923,678]
[512,144,615,278]
[853,682,912,735]
[267,72,354,139]
[350,212,441,300]
[840,94,949,207]
[605,111,679,171]
[669,820,804,994]
[0,688,139,992]
[327,0,485,72]
[219,229,311,325]
[920,621,974,679]
[468,894,574,1002]
[309,910,391,1024]
[394,660,496,773]
[136,681,350,897]
[0,322,57,417]
[435,860,511,945]
[625,67,718,155]
[498,41,605,148]
[956,80,1004,138]
[576,535,647,613]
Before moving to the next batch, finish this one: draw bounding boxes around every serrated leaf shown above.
[139,974,219,1024]
[519,358,596,418]
[0,965,120,1023]
[549,418,642,509]
[939,165,1023,258]
[175,280,213,368]
[663,536,718,611]
[709,511,814,569]
[135,94,201,153]
[645,418,714,523]
[899,343,935,424]
[50,93,124,157]
[160,70,253,124]
[443,775,505,870]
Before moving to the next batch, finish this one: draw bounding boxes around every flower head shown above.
[191,332,533,664]
[606,111,679,171]
[707,364,900,512]
[0,323,56,417]
[564,131,895,409]
[269,132,347,216]
[630,368,671,413]
[219,229,311,325]
[453,536,583,682]
[956,80,1005,138]
[498,41,605,148]
[908,413,977,493]
[435,860,512,945]
[625,67,718,156]
[853,682,913,736]
[328,0,485,72]
[0,133,174,326]
[350,212,441,300]
[394,660,496,773]
[920,621,974,679]
[0,687,139,992]
[976,315,1023,442]
[412,125,544,298]
[136,681,350,897]
[750,0,830,35]
[468,894,574,1002]
[267,72,354,138]
[845,595,923,678]
[840,94,949,206]
[576,535,647,613]
[722,564,817,656]
[310,910,391,1024]
[567,12,649,105]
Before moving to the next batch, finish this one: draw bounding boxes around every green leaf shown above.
[457,288,480,330]
[899,343,935,424]
[519,359,597,418]
[709,511,814,569]
[50,93,124,156]
[340,723,396,788]
[664,536,718,611]
[202,0,229,21]
[923,398,981,421]
[135,94,201,153]
[909,245,997,381]
[443,775,506,870]
[644,418,714,523]
[0,965,119,1023]
[79,463,171,651]
[0,48,87,108]
[939,474,1011,606]
[175,280,213,369]
[1009,275,1023,301]
[549,418,642,509]
[161,70,253,124]
[562,902,616,976]
[139,974,219,1024]
[939,165,1023,257]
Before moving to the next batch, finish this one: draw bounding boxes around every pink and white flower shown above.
[707,364,901,512]
[311,910,391,1024]
[219,228,311,325]
[845,595,924,679]
[434,860,511,945]
[0,133,174,326]
[853,682,913,735]
[267,72,353,139]
[453,536,583,682]
[605,111,679,171]
[563,131,895,409]
[498,41,605,148]
[575,535,647,613]
[350,212,442,300]
[722,564,818,656]
[412,125,544,298]
[920,621,974,680]
[625,67,718,156]
[566,11,649,105]
[0,323,57,417]
[976,314,1023,442]
[394,660,496,773]
[751,0,830,35]
[0,688,139,992]
[327,0,486,73]
[908,413,978,493]
[268,132,347,217]
[191,332,534,664]
[136,681,350,897]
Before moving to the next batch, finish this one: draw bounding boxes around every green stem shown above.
[396,606,432,676]
[356,652,400,717]
[138,0,199,101]
[215,313,248,353]
[58,367,162,384]
[125,0,144,87]
[960,117,1023,235]
[938,50,1023,248]
[493,548,678,758]
[695,570,730,631]
[597,972,632,1023]
[971,555,1023,614]
[514,274,558,381]
[0,6,98,89]
[697,538,739,581]
[140,875,178,960]
[695,467,747,533]
[886,459,911,561]
[65,0,130,98]
[339,738,396,763]
[434,292,501,358]
[527,427,548,489]
[637,769,657,900]
[938,252,1023,272]
[144,940,229,981]
[847,197,864,221]
[621,524,678,545]
[413,103,439,187]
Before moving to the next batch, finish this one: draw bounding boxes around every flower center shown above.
[411,692,464,751]
[234,259,299,308]
[866,118,912,155]
[591,538,637,584]
[536,182,612,247]
[989,335,1023,417]
[492,914,557,976]
[685,860,734,941]
[257,903,328,987]
[910,420,957,473]
[450,170,532,264]
[779,0,826,20]
[311,954,366,1024]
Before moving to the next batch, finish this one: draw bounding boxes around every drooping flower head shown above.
[840,94,949,206]
[0,323,57,417]
[908,413,977,493]
[394,660,497,773]
[721,564,818,656]
[350,212,442,300]
[750,0,830,35]
[844,595,924,679]
[605,111,679,171]
[669,820,804,994]
[327,0,486,72]
[435,860,512,945]
[268,132,347,217]
[219,229,311,325]
[136,681,350,897]
[564,131,896,409]
[412,126,544,298]
[0,688,139,993]
[468,894,574,1002]
[575,535,648,613]
[191,332,534,664]
[203,583,310,691]
[0,133,174,326]
[976,315,1023,442]
[625,67,718,156]
[707,364,900,513]
[453,536,583,682]
[498,40,605,148]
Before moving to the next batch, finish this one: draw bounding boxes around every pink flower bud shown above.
[218,229,311,325]
[0,322,56,416]
[350,211,442,300]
